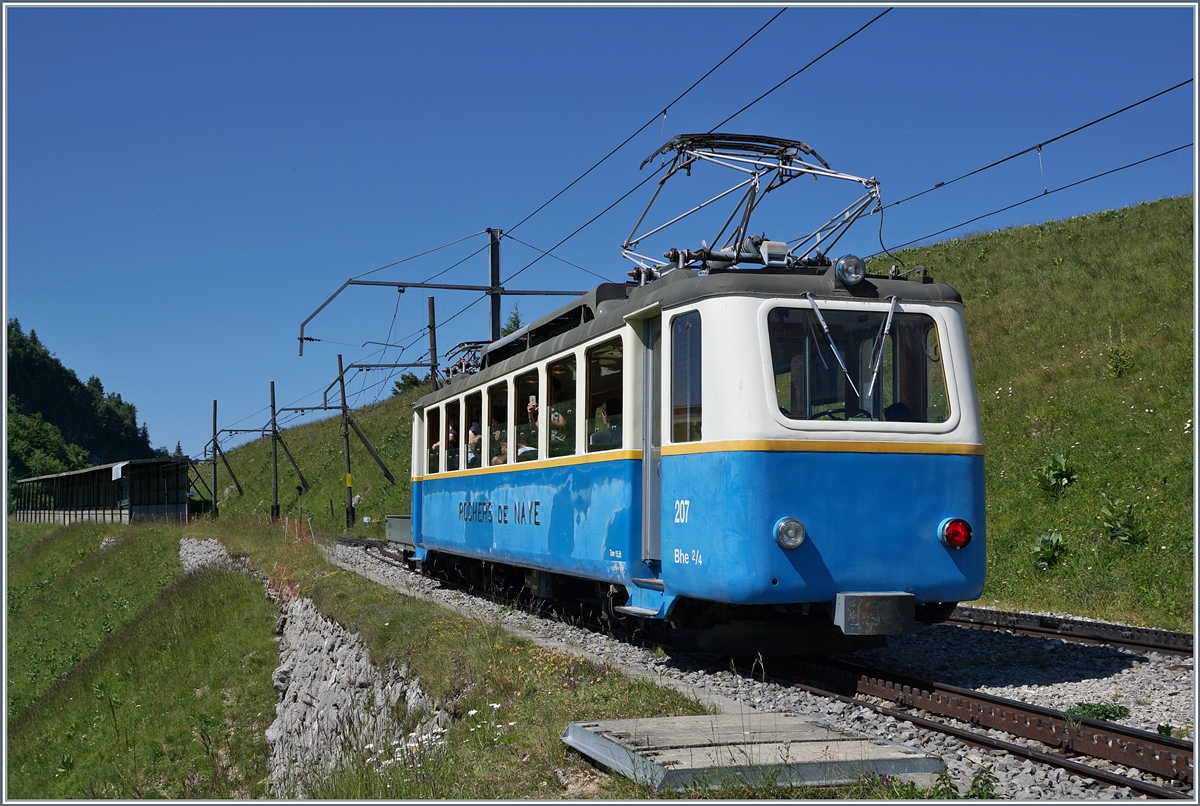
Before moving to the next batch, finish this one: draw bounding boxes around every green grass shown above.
[7,522,184,719]
[5,520,61,559]
[867,196,1193,630]
[8,519,993,799]
[201,395,414,538]
[7,562,280,798]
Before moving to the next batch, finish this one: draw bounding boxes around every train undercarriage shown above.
[406,549,957,657]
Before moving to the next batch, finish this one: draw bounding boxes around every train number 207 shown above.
[673,499,691,523]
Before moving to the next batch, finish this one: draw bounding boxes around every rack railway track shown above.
[950,606,1193,657]
[774,656,1194,799]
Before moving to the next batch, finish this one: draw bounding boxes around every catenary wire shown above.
[309,8,854,363]
[501,234,613,282]
[883,79,1194,210]
[709,8,892,131]
[866,143,1193,257]
[350,231,489,281]
[500,9,887,284]
[503,8,787,239]
[502,164,666,285]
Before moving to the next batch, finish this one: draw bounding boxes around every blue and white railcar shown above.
[408,271,983,651]
[406,135,984,653]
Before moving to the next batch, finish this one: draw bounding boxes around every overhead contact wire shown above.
[710,8,893,131]
[885,78,1194,210]
[869,143,1193,256]
[502,165,666,284]
[351,230,488,280]
[503,8,787,238]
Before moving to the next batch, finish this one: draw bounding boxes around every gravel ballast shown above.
[327,542,1194,800]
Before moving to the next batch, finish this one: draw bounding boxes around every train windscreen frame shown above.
[767,306,949,423]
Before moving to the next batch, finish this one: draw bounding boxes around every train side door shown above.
[641,316,662,562]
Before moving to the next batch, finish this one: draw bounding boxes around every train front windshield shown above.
[768,305,949,423]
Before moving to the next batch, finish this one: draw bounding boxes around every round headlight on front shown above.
[834,254,866,285]
[775,517,807,550]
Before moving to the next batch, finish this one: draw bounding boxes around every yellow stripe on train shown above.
[412,449,643,482]
[661,439,984,457]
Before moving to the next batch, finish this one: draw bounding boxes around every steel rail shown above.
[782,676,1190,799]
[786,657,1193,792]
[949,606,1194,656]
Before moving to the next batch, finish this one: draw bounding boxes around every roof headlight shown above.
[834,254,866,286]
[775,517,807,550]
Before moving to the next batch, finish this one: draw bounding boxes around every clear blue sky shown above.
[5,5,1195,459]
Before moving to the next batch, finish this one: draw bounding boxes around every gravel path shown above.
[327,542,1194,800]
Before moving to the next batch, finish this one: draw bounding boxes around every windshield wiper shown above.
[865,296,899,398]
[804,293,859,400]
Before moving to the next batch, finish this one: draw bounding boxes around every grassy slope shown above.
[867,196,1193,630]
[206,395,414,538]
[6,524,279,798]
[7,523,183,718]
[205,196,1194,629]
[5,520,723,799]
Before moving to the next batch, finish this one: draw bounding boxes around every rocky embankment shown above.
[177,538,449,798]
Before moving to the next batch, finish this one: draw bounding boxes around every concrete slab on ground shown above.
[562,711,943,792]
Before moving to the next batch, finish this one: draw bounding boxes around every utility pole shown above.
[296,232,582,356]
[337,354,354,529]
[488,227,503,342]
[270,381,280,520]
[427,296,439,394]
[211,400,218,520]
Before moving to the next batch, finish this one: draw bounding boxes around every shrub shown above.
[1104,327,1133,378]
[1100,493,1147,546]
[1031,531,1066,568]
[1034,454,1077,498]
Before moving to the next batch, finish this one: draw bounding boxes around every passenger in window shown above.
[489,415,508,465]
[529,398,568,433]
[466,423,482,467]
[548,402,572,455]
[515,391,542,462]
[445,423,459,468]
[589,399,622,448]
[884,402,916,422]
[515,429,538,461]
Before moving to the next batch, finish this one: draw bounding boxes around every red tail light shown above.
[940,518,972,549]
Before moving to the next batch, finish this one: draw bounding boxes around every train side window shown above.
[464,392,483,469]
[487,382,509,466]
[445,399,461,472]
[547,356,577,458]
[586,338,623,452]
[514,370,540,462]
[671,311,702,442]
[426,407,441,474]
